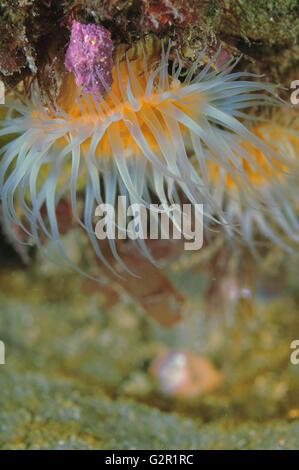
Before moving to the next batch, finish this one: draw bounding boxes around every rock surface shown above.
[0,258,298,449]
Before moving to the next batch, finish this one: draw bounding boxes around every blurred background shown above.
[0,231,299,449]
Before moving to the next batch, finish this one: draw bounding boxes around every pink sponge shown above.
[65,20,113,98]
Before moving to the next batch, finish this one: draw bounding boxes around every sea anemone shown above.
[206,122,299,252]
[0,34,296,276]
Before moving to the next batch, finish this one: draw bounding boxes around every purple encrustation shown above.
[65,20,113,98]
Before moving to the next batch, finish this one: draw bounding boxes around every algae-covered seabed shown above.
[0,244,299,450]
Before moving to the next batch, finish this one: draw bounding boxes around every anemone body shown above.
[206,123,299,251]
[0,41,297,275]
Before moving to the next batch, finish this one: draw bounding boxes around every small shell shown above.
[151,350,222,398]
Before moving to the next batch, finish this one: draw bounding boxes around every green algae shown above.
[225,0,299,46]
[1,365,299,449]
[0,257,298,449]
